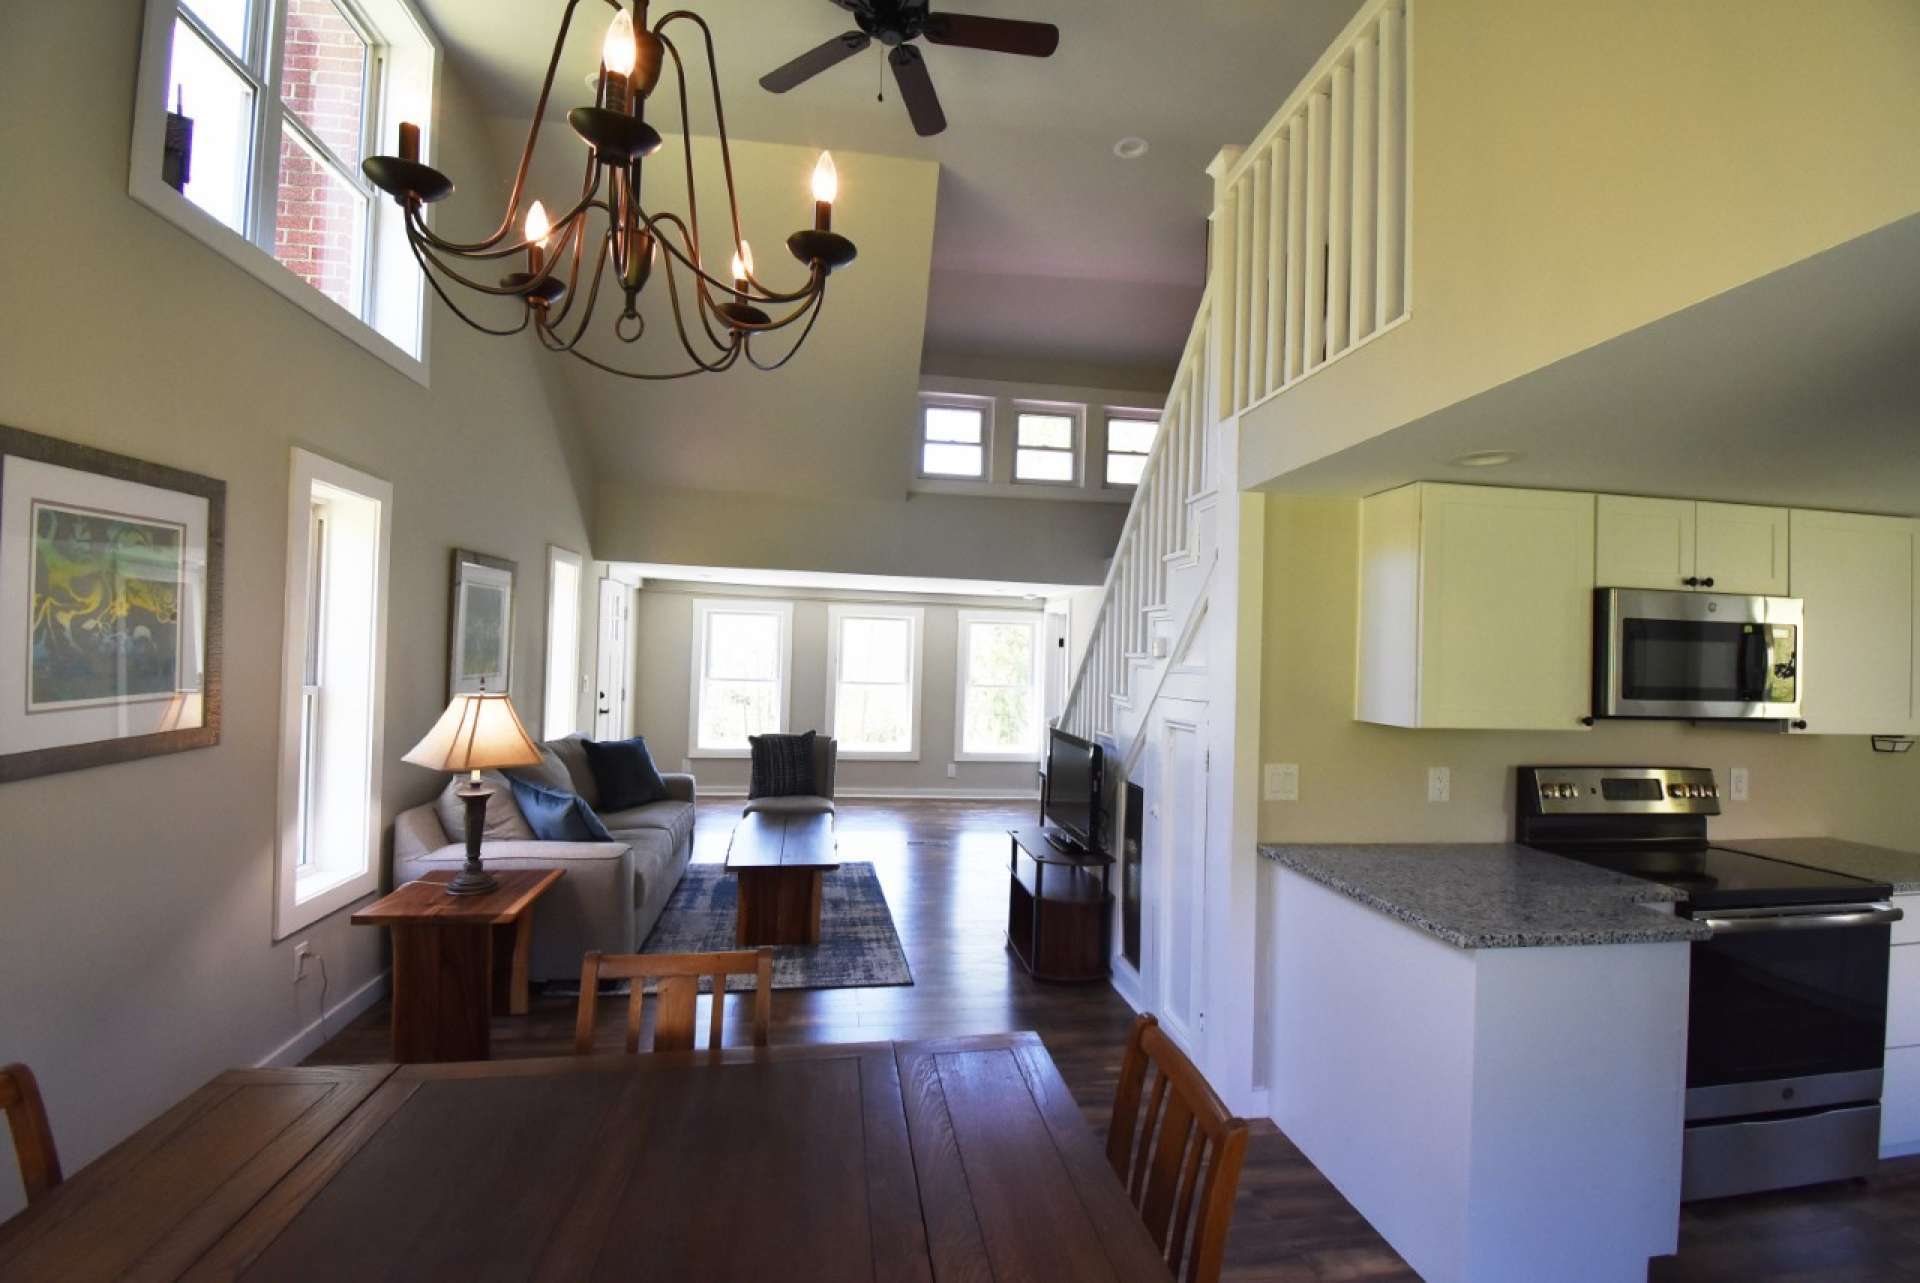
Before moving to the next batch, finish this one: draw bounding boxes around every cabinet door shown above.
[1420,485,1596,729]
[1789,510,1917,735]
[1696,502,1790,595]
[1596,495,1694,590]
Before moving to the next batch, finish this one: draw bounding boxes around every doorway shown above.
[594,578,633,740]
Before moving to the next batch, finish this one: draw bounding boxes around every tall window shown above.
[826,605,922,760]
[276,449,391,938]
[920,397,988,478]
[956,610,1045,760]
[1014,408,1078,484]
[133,0,435,368]
[690,600,793,755]
[542,546,583,740]
[1105,416,1159,487]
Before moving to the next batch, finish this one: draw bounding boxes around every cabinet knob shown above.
[1701,577,1716,589]
[1579,716,1596,727]
[1683,577,1700,587]
[1791,719,1809,731]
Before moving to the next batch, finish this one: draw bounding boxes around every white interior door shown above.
[1043,609,1070,723]
[594,579,632,740]
[1155,713,1209,1054]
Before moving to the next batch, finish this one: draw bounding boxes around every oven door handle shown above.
[1698,903,1904,935]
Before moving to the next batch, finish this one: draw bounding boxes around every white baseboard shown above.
[700,786,1039,802]
[1108,958,1147,1013]
[257,969,390,1068]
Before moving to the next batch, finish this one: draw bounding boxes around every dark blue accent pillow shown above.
[509,777,614,844]
[581,735,669,811]
[749,730,817,799]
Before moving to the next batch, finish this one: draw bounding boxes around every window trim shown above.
[273,448,393,940]
[687,598,795,759]
[1011,401,1083,488]
[130,0,439,384]
[1102,411,1161,490]
[953,608,1046,763]
[542,545,584,741]
[916,392,993,481]
[824,603,924,762]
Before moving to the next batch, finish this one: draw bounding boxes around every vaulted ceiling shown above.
[412,0,1364,375]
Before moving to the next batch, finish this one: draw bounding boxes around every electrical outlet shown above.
[293,941,313,984]
[1730,767,1750,802]
[947,763,957,779]
[1427,766,1451,803]
[1263,763,1299,802]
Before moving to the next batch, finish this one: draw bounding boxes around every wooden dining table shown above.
[0,1032,1172,1281]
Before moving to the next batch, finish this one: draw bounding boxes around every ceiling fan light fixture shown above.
[1113,136,1149,160]
[1449,450,1523,468]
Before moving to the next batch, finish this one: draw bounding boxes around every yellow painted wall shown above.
[1257,497,1920,847]
[1241,0,1920,488]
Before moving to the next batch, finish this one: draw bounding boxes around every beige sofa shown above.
[392,734,695,981]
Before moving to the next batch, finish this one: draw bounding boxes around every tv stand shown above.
[1006,828,1112,983]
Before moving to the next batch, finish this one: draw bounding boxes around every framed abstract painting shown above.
[449,549,514,698]
[0,424,224,783]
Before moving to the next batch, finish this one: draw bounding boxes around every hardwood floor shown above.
[309,797,1920,1282]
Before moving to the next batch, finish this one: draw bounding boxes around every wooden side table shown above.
[351,868,562,1062]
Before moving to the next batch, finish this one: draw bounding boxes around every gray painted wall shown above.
[0,3,597,1220]
[631,582,1045,797]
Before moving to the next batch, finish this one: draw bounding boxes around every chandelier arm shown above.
[637,208,820,306]
[408,234,533,337]
[420,0,622,255]
[729,271,831,331]
[411,228,554,298]
[559,340,744,381]
[657,243,746,368]
[744,291,827,372]
[547,231,619,349]
[653,11,747,256]
[406,181,605,263]
[534,205,602,332]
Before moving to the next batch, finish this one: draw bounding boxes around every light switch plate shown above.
[1264,763,1299,802]
[1428,766,1451,803]
[1730,766,1749,802]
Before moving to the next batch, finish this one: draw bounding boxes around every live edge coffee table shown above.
[350,868,562,1062]
[726,812,839,946]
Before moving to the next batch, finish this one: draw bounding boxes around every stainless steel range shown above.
[1516,765,1902,1201]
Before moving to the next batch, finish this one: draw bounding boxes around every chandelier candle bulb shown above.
[602,9,638,114]
[731,241,753,301]
[397,121,421,163]
[525,200,551,275]
[811,151,837,231]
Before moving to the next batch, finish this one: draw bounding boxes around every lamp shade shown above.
[403,692,545,774]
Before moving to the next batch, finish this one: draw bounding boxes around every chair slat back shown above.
[1,1062,63,1207]
[574,949,774,1054]
[1105,1015,1249,1283]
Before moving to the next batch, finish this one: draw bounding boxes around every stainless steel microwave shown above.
[1595,588,1803,721]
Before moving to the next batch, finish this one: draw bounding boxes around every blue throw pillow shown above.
[509,777,614,844]
[581,735,669,812]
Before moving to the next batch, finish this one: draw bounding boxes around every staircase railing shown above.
[1058,287,1215,741]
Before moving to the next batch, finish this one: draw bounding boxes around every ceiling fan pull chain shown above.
[877,52,885,104]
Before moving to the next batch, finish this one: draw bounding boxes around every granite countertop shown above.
[1716,838,1920,896]
[1259,843,1711,950]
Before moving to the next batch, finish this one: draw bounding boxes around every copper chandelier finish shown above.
[360,0,856,379]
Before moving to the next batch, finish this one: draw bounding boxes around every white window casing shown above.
[825,604,923,761]
[274,448,392,939]
[954,608,1045,762]
[689,599,794,757]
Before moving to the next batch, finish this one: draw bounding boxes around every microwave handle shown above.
[1739,628,1769,702]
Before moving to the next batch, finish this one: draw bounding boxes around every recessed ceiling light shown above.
[1449,450,1522,468]
[1113,137,1149,160]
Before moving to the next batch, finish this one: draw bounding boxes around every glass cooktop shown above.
[1537,843,1891,910]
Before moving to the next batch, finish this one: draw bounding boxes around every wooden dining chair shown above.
[1105,1015,1249,1283]
[1,1062,63,1206]
[573,948,775,1054]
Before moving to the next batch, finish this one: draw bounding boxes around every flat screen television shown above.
[1044,728,1102,853]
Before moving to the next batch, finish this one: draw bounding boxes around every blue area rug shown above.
[637,861,913,993]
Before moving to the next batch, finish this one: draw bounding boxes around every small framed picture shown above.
[449,549,514,698]
[0,424,224,783]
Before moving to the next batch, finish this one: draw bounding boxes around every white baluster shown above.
[1376,1,1405,324]
[1283,114,1306,385]
[1266,137,1286,396]
[1248,156,1270,405]
[1304,90,1329,373]
[1350,28,1378,341]
[1328,61,1353,357]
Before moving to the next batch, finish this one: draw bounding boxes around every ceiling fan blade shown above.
[760,32,871,93]
[889,45,947,136]
[923,13,1059,57]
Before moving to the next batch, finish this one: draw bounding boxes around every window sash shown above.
[1013,411,1079,484]
[691,602,791,753]
[956,615,1042,759]
[828,607,919,757]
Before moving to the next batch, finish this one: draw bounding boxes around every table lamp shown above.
[403,691,544,895]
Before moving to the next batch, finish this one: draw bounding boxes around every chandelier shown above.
[360,1,856,379]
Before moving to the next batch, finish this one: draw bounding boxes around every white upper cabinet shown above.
[1596,496,1694,591]
[1696,503,1791,595]
[1789,510,1917,736]
[1359,483,1596,730]
[1597,496,1789,595]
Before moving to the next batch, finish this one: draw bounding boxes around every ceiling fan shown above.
[760,0,1060,137]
